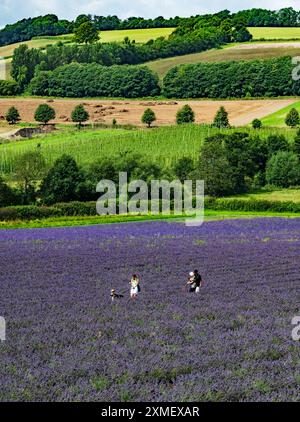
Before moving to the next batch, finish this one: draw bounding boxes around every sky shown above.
[1,0,300,28]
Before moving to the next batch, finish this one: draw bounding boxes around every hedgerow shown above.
[1,198,299,221]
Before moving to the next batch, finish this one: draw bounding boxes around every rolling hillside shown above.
[147,42,300,78]
[0,28,175,60]
[2,26,300,82]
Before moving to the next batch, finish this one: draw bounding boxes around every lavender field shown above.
[0,218,299,402]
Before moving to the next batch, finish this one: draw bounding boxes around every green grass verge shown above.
[0,125,297,176]
[262,101,300,127]
[1,210,299,230]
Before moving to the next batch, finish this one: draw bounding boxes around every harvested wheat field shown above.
[0,98,297,127]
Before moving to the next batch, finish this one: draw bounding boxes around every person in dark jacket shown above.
[193,270,202,293]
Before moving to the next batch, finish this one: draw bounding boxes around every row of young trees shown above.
[1,130,300,208]
[4,95,300,132]
[4,102,228,129]
[141,105,230,128]
[5,102,298,130]
[5,104,90,127]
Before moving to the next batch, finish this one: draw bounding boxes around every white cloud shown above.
[1,0,300,27]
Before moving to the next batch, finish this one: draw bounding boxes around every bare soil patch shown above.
[0,98,296,128]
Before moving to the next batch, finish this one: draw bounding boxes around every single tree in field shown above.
[34,104,56,125]
[74,21,99,44]
[213,106,230,128]
[141,108,156,128]
[285,108,300,128]
[71,104,89,128]
[5,106,21,125]
[14,150,46,203]
[176,105,195,125]
[252,118,262,129]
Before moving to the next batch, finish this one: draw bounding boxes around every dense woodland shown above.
[163,57,298,99]
[7,55,297,99]
[1,8,300,47]
[29,63,160,98]
[0,15,72,47]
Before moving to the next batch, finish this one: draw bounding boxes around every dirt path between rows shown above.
[0,98,297,128]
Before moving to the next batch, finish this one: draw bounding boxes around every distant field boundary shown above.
[1,198,299,223]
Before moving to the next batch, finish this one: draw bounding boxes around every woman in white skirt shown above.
[130,274,140,300]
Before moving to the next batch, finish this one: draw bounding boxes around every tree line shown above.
[163,57,300,98]
[3,103,229,128]
[234,7,300,27]
[8,55,296,99]
[2,8,300,48]
[0,14,185,47]
[29,63,160,98]
[0,15,72,47]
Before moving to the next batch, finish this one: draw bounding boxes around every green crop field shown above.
[262,101,300,127]
[100,27,174,43]
[0,125,296,176]
[0,27,175,60]
[249,27,300,40]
